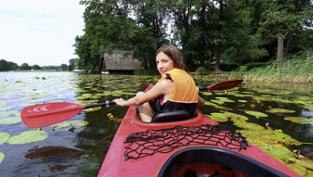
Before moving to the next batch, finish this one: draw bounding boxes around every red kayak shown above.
[97,98,301,176]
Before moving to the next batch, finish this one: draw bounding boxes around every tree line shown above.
[0,59,78,71]
[74,0,313,73]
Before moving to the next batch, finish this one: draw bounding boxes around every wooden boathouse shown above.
[99,50,141,74]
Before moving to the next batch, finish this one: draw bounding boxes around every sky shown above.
[0,0,85,66]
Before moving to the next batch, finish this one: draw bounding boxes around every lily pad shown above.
[215,97,235,103]
[209,112,229,122]
[52,120,89,131]
[0,152,4,164]
[0,132,10,145]
[288,158,313,176]
[84,107,102,113]
[0,117,21,125]
[0,111,19,118]
[265,144,295,162]
[210,99,225,105]
[245,111,268,119]
[7,130,48,145]
[204,101,232,111]
[284,117,313,125]
[268,108,295,114]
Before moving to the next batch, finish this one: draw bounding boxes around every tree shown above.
[76,0,151,73]
[32,65,41,70]
[20,63,31,70]
[258,0,313,60]
[68,58,78,71]
[60,64,68,71]
[0,59,18,71]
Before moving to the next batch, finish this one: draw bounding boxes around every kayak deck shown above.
[97,105,301,177]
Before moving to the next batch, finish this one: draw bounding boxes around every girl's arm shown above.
[113,79,173,106]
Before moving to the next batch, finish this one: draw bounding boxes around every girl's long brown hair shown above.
[155,43,186,70]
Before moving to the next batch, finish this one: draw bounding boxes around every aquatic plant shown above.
[0,132,10,145]
[0,152,4,164]
[7,130,48,144]
[245,110,268,119]
[52,120,89,131]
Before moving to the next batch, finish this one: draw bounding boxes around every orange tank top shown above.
[161,68,198,103]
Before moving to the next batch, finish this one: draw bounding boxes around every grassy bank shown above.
[215,51,313,85]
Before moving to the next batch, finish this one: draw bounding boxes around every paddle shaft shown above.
[22,80,242,128]
[85,100,115,109]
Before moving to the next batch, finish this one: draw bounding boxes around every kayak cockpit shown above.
[157,147,289,177]
[132,108,208,129]
[151,110,193,123]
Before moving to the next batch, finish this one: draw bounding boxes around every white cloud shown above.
[0,0,84,66]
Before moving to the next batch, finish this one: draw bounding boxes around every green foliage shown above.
[246,62,271,71]
[74,0,313,72]
[0,59,18,71]
[247,50,313,75]
[220,63,240,71]
[68,58,78,71]
[195,67,209,75]
[133,69,154,75]
[19,63,31,70]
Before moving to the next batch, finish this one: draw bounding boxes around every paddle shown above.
[21,80,243,128]
[199,79,243,91]
[21,101,115,128]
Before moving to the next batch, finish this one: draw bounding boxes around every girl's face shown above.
[156,52,174,75]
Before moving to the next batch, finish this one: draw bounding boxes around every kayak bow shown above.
[97,86,301,177]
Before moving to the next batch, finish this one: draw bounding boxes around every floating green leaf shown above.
[84,107,102,112]
[245,111,268,119]
[209,112,228,122]
[0,132,10,145]
[265,144,295,162]
[0,111,19,118]
[52,120,89,131]
[0,152,4,164]
[210,99,225,105]
[288,158,313,176]
[284,117,313,124]
[7,130,48,144]
[268,108,295,114]
[204,101,232,111]
[0,117,21,125]
[215,97,235,103]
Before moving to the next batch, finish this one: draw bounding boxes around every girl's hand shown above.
[113,98,127,106]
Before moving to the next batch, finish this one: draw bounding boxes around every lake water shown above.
[0,71,312,176]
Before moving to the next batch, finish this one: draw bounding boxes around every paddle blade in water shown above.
[21,102,85,128]
[206,79,243,91]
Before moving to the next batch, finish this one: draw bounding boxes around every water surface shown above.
[0,72,312,176]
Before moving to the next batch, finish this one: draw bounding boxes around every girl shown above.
[113,43,201,122]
